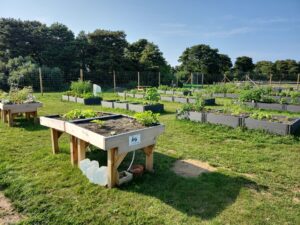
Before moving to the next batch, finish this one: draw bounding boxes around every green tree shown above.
[254,61,274,80]
[178,44,222,83]
[234,56,254,79]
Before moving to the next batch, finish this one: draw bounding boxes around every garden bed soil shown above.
[78,116,146,137]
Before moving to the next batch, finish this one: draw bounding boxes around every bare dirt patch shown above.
[171,159,217,178]
[0,192,24,225]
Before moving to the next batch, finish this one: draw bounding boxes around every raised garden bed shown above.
[0,102,43,126]
[135,93,145,99]
[41,114,165,188]
[114,101,129,110]
[76,97,101,105]
[160,96,174,102]
[126,93,135,98]
[188,111,206,123]
[174,91,191,96]
[188,98,215,105]
[206,112,242,128]
[166,90,174,95]
[128,103,164,113]
[62,95,69,101]
[158,90,166,94]
[174,96,188,103]
[244,102,300,113]
[244,116,300,135]
[101,100,116,108]
[117,92,126,98]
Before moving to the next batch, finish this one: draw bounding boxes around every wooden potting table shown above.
[0,102,43,127]
[40,114,165,188]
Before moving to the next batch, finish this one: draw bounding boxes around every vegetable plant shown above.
[144,88,160,103]
[250,112,272,121]
[70,80,92,95]
[91,119,105,127]
[63,109,98,120]
[134,111,159,126]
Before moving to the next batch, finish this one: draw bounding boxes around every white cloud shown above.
[203,27,255,38]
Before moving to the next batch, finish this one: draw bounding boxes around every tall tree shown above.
[234,56,254,79]
[178,44,222,83]
[254,61,274,80]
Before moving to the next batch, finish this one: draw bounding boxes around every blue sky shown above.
[1,0,300,66]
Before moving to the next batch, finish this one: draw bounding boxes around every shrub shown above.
[134,111,159,126]
[239,88,265,102]
[144,88,160,103]
[158,85,170,91]
[70,80,92,95]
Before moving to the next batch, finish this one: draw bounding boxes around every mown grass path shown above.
[0,92,299,224]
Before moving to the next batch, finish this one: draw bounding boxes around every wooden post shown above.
[70,136,78,166]
[113,70,116,92]
[158,71,161,86]
[297,74,300,90]
[143,145,154,172]
[190,73,193,85]
[50,129,62,154]
[269,74,273,86]
[39,67,43,96]
[201,73,204,87]
[80,68,83,81]
[7,110,13,127]
[77,139,87,162]
[107,147,118,188]
[138,71,140,88]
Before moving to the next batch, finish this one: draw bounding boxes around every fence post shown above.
[113,70,116,92]
[158,71,161,86]
[39,67,43,96]
[138,71,140,88]
[201,73,204,87]
[297,74,300,90]
[80,69,83,81]
[190,72,193,85]
[269,74,272,86]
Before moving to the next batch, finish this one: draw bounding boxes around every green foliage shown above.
[63,109,97,120]
[158,85,170,91]
[239,88,265,102]
[144,87,160,102]
[91,119,105,127]
[70,80,92,95]
[7,87,35,104]
[250,112,272,121]
[134,111,160,126]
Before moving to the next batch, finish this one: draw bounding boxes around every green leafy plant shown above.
[70,80,92,95]
[158,85,170,91]
[239,88,265,102]
[63,109,97,120]
[134,111,159,126]
[144,88,160,103]
[91,119,105,127]
[7,87,35,104]
[250,112,272,121]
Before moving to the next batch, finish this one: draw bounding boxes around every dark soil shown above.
[78,116,146,136]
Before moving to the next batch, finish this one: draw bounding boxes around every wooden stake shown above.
[39,67,43,96]
[201,73,204,87]
[269,74,273,86]
[158,71,161,86]
[143,145,154,172]
[113,70,116,92]
[107,147,118,188]
[80,68,83,81]
[50,128,62,154]
[191,72,193,85]
[297,74,300,90]
[70,136,78,166]
[138,71,140,88]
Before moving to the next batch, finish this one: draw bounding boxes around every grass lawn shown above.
[0,92,300,224]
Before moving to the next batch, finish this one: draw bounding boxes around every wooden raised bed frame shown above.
[0,102,42,127]
[40,114,165,188]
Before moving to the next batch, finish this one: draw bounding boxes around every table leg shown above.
[107,147,118,188]
[143,145,155,172]
[70,136,78,166]
[50,128,63,154]
[78,139,88,163]
[7,110,13,127]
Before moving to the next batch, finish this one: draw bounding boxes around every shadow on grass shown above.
[11,118,48,131]
[87,149,267,220]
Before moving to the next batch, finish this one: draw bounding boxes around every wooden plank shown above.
[143,145,154,172]
[70,136,78,166]
[40,116,65,132]
[77,139,87,162]
[107,147,118,188]
[115,152,127,168]
[50,128,62,154]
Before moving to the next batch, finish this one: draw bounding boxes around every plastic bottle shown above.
[91,166,108,186]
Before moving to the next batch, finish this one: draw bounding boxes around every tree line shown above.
[0,18,299,91]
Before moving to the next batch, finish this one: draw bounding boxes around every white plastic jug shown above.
[79,159,91,175]
[91,166,108,186]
